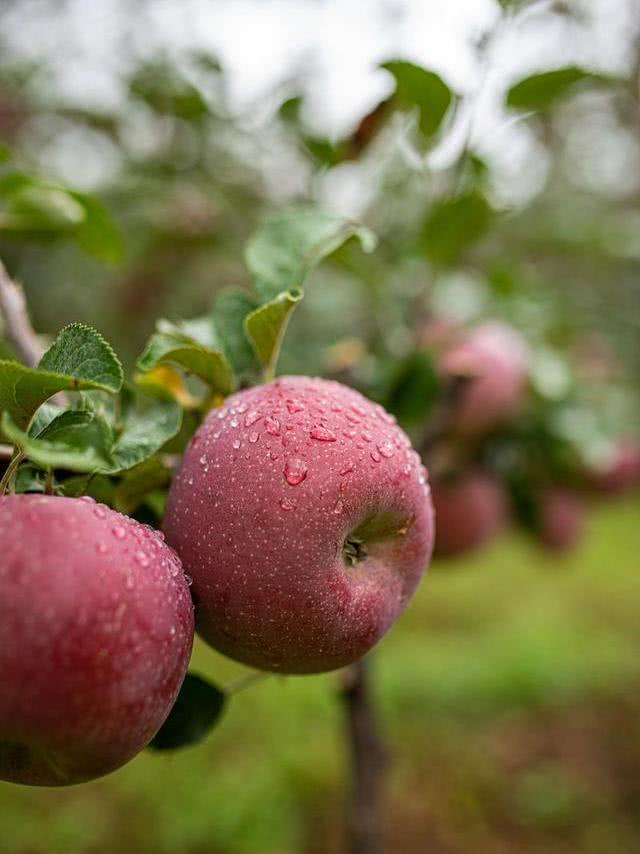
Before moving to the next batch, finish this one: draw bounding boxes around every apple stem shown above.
[340,658,387,854]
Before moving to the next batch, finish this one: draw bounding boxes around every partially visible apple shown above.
[590,438,640,495]
[538,488,584,552]
[431,471,508,557]
[441,321,529,436]
[0,495,194,786]
[164,376,435,675]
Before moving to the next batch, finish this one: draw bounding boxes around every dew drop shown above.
[333,499,344,514]
[95,542,108,554]
[79,495,96,504]
[265,416,280,435]
[339,463,354,476]
[280,497,297,511]
[345,412,361,425]
[343,429,357,439]
[184,573,193,586]
[378,440,394,458]
[230,417,239,428]
[310,425,337,442]
[216,408,228,420]
[112,525,126,540]
[284,457,308,485]
[93,506,107,519]
[248,431,260,444]
[286,399,305,413]
[236,402,248,414]
[232,439,241,450]
[244,410,261,427]
[199,454,208,465]
[270,452,279,461]
[134,550,150,568]
[361,431,373,443]
[370,450,381,463]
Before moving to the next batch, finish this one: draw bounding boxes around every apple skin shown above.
[0,495,194,787]
[441,322,528,436]
[164,376,434,675]
[538,488,584,552]
[431,471,508,558]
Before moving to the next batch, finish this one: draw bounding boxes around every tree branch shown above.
[0,259,43,367]
[339,658,387,854]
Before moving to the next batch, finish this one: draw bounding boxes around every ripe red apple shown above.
[538,488,584,552]
[164,376,434,674]
[441,321,529,436]
[0,495,194,786]
[431,471,508,557]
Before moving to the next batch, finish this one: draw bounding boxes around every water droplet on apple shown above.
[112,525,126,540]
[280,497,297,511]
[284,457,307,485]
[370,450,381,463]
[199,454,208,465]
[134,550,150,567]
[95,542,108,554]
[230,417,239,428]
[310,425,337,442]
[244,410,261,427]
[232,439,241,450]
[249,431,260,444]
[378,441,394,458]
[79,495,96,503]
[333,499,344,514]
[361,431,373,442]
[339,463,354,476]
[286,399,305,413]
[265,416,280,435]
[93,506,107,519]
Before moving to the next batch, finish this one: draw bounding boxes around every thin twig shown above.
[0,259,44,367]
[339,658,387,854]
[0,450,24,494]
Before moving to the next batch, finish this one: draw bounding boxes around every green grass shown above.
[2,497,640,854]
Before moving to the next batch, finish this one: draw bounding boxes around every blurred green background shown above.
[1,0,639,851]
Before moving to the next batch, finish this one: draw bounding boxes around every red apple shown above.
[441,321,528,436]
[0,495,194,786]
[431,471,508,557]
[538,488,584,551]
[164,376,434,674]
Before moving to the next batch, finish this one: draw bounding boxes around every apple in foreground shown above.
[164,376,435,674]
[431,471,508,557]
[441,321,529,436]
[0,495,194,786]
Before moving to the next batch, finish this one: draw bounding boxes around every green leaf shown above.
[383,351,441,428]
[2,409,114,472]
[39,323,124,393]
[212,288,259,378]
[244,289,303,379]
[108,394,182,474]
[149,673,226,751]
[69,192,124,264]
[0,323,123,430]
[506,67,611,112]
[0,144,11,164]
[246,209,376,301]
[420,191,493,265]
[130,62,209,121]
[0,184,85,232]
[381,60,454,138]
[137,325,233,396]
[113,457,172,514]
